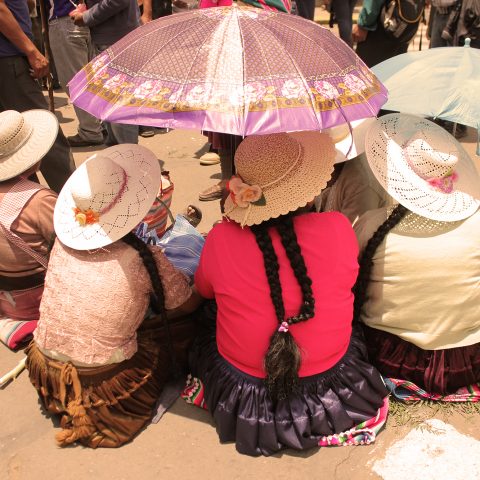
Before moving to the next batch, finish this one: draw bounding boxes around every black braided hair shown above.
[122,232,166,316]
[251,213,316,401]
[122,232,181,377]
[353,205,409,322]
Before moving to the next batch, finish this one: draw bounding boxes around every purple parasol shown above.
[69,6,388,136]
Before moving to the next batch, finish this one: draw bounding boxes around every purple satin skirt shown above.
[190,325,388,456]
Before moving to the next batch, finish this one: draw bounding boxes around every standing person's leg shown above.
[49,17,104,145]
[0,56,75,193]
[296,0,316,20]
[332,0,357,46]
[356,26,410,67]
[94,44,139,145]
[108,122,139,145]
[429,10,450,48]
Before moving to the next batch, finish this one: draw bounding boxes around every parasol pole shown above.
[38,0,55,113]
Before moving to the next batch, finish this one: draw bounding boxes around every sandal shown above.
[198,183,223,202]
[181,205,203,228]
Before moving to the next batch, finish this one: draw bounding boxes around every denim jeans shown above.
[50,16,103,142]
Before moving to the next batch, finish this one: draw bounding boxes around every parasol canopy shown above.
[69,6,387,136]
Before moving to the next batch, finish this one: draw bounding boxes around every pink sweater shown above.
[35,240,191,365]
[195,212,359,378]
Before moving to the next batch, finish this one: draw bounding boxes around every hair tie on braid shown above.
[251,212,316,401]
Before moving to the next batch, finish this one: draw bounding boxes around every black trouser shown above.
[0,55,75,193]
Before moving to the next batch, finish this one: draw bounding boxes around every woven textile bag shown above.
[143,172,175,237]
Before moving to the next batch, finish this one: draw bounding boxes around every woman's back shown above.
[355,208,480,350]
[35,239,191,365]
[195,211,358,377]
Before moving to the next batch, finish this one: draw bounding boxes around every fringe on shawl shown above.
[25,339,167,448]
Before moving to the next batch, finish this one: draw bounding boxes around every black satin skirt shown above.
[190,324,388,456]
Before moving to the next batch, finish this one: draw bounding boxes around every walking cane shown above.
[38,0,55,113]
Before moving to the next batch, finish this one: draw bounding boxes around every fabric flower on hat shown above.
[228,176,264,208]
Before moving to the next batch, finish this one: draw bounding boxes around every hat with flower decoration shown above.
[54,145,161,250]
[224,131,336,227]
[365,113,480,222]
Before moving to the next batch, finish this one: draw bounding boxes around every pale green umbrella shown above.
[372,39,480,154]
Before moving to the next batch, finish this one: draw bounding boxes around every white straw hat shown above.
[0,109,58,181]
[365,113,480,222]
[321,117,376,163]
[55,145,161,250]
[224,132,335,227]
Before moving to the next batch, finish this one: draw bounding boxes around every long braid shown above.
[251,213,316,401]
[123,233,180,376]
[252,224,285,323]
[276,217,315,323]
[123,232,166,317]
[353,205,409,322]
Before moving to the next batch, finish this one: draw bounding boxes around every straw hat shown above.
[224,132,335,227]
[321,117,376,163]
[0,109,58,181]
[55,145,161,250]
[365,113,480,222]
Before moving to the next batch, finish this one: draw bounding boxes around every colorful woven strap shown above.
[0,178,48,269]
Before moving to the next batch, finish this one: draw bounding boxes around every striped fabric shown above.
[0,317,38,350]
[385,377,480,402]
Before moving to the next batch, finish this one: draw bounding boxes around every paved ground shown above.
[2,18,480,478]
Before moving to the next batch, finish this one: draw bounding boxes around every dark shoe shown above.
[139,126,155,138]
[157,127,171,134]
[67,134,104,147]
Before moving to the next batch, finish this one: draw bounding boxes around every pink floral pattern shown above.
[90,54,108,74]
[133,80,162,100]
[343,74,367,94]
[244,83,268,103]
[313,80,339,100]
[185,85,209,106]
[168,89,183,104]
[281,79,305,99]
[104,74,129,93]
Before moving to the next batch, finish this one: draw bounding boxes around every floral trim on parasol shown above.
[82,66,383,115]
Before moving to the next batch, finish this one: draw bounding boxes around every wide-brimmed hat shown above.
[0,109,58,181]
[365,113,480,222]
[321,117,376,163]
[224,132,335,227]
[55,145,161,250]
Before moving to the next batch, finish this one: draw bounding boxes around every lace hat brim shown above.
[365,114,480,222]
[224,131,336,227]
[55,145,162,250]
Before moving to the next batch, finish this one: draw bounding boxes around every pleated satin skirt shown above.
[190,323,388,456]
